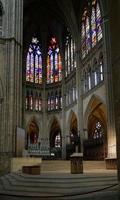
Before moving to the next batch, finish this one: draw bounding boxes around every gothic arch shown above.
[67,110,78,140]
[49,116,62,152]
[83,94,107,160]
[26,116,40,145]
[84,94,106,130]
[26,115,40,130]
[48,115,61,132]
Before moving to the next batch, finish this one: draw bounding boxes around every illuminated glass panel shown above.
[58,54,62,81]
[30,53,34,82]
[55,134,61,147]
[81,9,88,58]
[65,35,75,76]
[81,21,86,58]
[59,91,62,109]
[65,39,68,77]
[26,37,42,84]
[47,37,62,84]
[67,42,70,74]
[50,53,54,83]
[81,1,103,58]
[35,93,39,111]
[48,94,51,111]
[26,91,29,110]
[38,95,42,111]
[35,54,39,83]
[86,16,91,53]
[55,51,58,82]
[47,56,51,84]
[55,97,59,109]
[99,60,104,81]
[93,121,104,139]
[51,96,54,110]
[71,39,74,71]
[30,92,33,110]
[94,71,97,85]
[96,3,102,41]
[91,6,97,47]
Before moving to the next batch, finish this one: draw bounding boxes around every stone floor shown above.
[0,160,119,200]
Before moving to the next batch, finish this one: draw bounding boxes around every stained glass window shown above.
[88,70,91,90]
[26,37,42,84]
[55,91,59,110]
[96,3,102,41]
[93,121,104,139]
[38,94,42,111]
[35,92,39,111]
[86,16,91,53]
[47,37,62,84]
[47,93,51,111]
[30,92,33,110]
[26,91,29,110]
[65,34,76,77]
[81,0,103,58]
[51,93,54,110]
[59,91,62,109]
[55,133,61,147]
[91,5,97,47]
[81,9,86,58]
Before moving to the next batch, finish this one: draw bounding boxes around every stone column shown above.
[107,0,120,180]
[0,0,23,174]
[61,72,66,159]
[102,0,116,158]
[75,43,84,153]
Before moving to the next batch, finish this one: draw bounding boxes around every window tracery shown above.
[47,37,62,84]
[65,34,76,77]
[26,38,42,84]
[81,0,102,58]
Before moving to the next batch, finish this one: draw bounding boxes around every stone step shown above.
[0,172,117,197]
[0,161,117,198]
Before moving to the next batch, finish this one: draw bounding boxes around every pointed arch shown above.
[83,94,107,160]
[67,110,78,138]
[84,94,106,131]
[48,116,62,149]
[26,116,40,145]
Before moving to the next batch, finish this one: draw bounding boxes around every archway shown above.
[27,120,39,146]
[84,95,107,160]
[70,112,78,144]
[49,118,62,159]
[66,111,79,159]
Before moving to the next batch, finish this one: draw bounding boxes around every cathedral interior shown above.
[0,0,120,199]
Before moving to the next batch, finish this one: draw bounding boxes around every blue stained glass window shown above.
[96,3,102,41]
[26,37,42,84]
[81,8,91,58]
[86,16,91,53]
[91,6,97,47]
[81,0,103,58]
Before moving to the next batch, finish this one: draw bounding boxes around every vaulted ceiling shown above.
[23,0,81,47]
